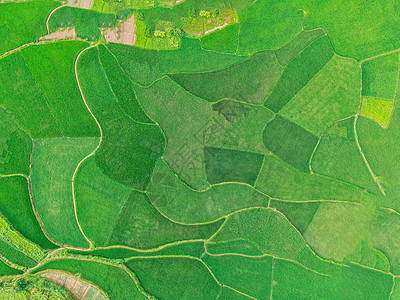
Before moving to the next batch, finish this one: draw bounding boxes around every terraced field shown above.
[1,0,400,299]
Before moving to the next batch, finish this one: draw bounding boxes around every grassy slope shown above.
[205,100,274,154]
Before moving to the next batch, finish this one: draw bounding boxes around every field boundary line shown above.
[223,285,256,299]
[72,44,104,249]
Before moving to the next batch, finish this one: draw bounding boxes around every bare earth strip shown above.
[41,270,107,300]
[40,28,76,41]
[66,0,93,10]
[103,14,136,46]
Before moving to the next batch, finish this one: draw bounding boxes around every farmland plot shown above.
[2,0,400,298]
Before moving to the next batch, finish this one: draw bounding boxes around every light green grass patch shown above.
[304,202,373,262]
[360,96,394,127]
[0,52,62,138]
[356,110,400,211]
[275,29,326,66]
[311,117,380,194]
[255,154,372,202]
[301,0,400,60]
[273,258,393,299]
[370,209,400,274]
[280,55,361,136]
[31,137,99,247]
[237,0,303,54]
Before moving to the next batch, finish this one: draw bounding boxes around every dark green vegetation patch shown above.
[263,115,319,172]
[204,146,264,185]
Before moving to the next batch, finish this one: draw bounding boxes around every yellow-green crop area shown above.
[1,0,400,298]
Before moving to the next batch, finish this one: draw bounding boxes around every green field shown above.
[20,41,99,137]
[170,50,283,104]
[0,177,55,249]
[205,100,274,154]
[2,0,400,297]
[0,0,59,56]
[0,108,31,176]
[31,138,99,247]
[263,115,319,172]
[135,77,211,190]
[147,159,268,224]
